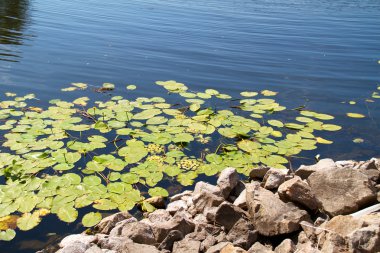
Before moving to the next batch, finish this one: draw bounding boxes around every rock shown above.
[307,168,377,216]
[109,217,138,236]
[358,169,380,182]
[149,212,195,243]
[274,239,296,253]
[206,242,234,253]
[278,176,319,210]
[354,159,379,171]
[96,235,126,251]
[172,239,201,253]
[193,213,208,225]
[262,168,288,190]
[122,241,160,253]
[229,181,246,198]
[120,221,156,245]
[170,190,193,202]
[215,202,246,231]
[336,160,357,169]
[58,242,87,253]
[193,181,222,197]
[247,242,274,253]
[94,211,131,234]
[59,234,96,248]
[221,243,247,253]
[201,235,217,252]
[158,230,184,251]
[147,209,172,223]
[84,246,103,253]
[217,167,239,198]
[226,218,258,250]
[233,189,247,210]
[204,206,218,222]
[249,166,270,180]
[246,183,310,236]
[192,191,224,214]
[296,158,337,179]
[349,225,380,252]
[145,196,166,208]
[167,200,188,215]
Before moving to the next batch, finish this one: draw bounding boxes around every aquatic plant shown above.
[0,80,347,240]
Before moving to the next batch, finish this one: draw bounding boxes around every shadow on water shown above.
[0,0,32,62]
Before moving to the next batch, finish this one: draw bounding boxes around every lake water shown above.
[1,0,380,252]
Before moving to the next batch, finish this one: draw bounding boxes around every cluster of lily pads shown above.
[0,80,345,241]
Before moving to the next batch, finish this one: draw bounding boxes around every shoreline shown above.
[47,157,380,253]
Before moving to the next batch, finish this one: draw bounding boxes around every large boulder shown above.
[247,242,274,253]
[122,240,161,253]
[295,159,337,179]
[193,181,223,197]
[246,183,310,236]
[167,200,188,215]
[191,191,224,214]
[217,167,239,198]
[278,176,319,210]
[274,239,296,253]
[226,218,258,250]
[59,234,96,248]
[307,168,377,216]
[172,238,201,253]
[120,221,156,245]
[94,211,131,234]
[249,166,270,180]
[214,202,246,231]
[233,189,247,210]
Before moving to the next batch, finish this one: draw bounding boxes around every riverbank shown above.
[49,157,380,253]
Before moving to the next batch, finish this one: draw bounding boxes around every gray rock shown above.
[278,176,319,210]
[359,169,380,182]
[249,166,270,180]
[121,221,156,245]
[226,218,258,250]
[349,225,380,252]
[247,242,274,253]
[158,230,184,251]
[262,168,288,190]
[193,181,222,197]
[150,212,195,243]
[201,235,217,252]
[59,242,87,253]
[193,213,208,225]
[220,243,247,252]
[295,158,337,179]
[122,241,160,253]
[217,167,239,198]
[170,190,193,202]
[307,168,377,216]
[147,209,172,223]
[215,202,246,231]
[84,246,103,253]
[96,235,126,251]
[233,189,247,210]
[145,196,166,208]
[94,211,131,234]
[167,200,188,215]
[192,191,224,214]
[59,234,96,248]
[109,217,138,236]
[246,183,310,236]
[335,160,357,169]
[274,239,296,253]
[354,159,379,171]
[172,238,201,253]
[206,242,234,253]
[204,206,218,222]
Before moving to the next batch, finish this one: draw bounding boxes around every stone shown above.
[147,209,172,223]
[150,212,195,243]
[96,235,126,251]
[278,176,319,210]
[233,189,247,210]
[109,217,138,236]
[193,213,208,225]
[246,183,310,236]
[122,241,161,253]
[158,230,184,251]
[167,200,188,215]
[193,181,222,197]
[59,242,87,253]
[192,191,224,214]
[215,202,246,231]
[59,234,96,248]
[249,166,270,180]
[307,168,377,216]
[226,218,258,250]
[221,244,247,253]
[120,221,156,245]
[201,235,217,252]
[274,239,296,253]
[217,167,240,198]
[295,158,337,179]
[84,246,103,253]
[358,169,380,182]
[206,242,234,253]
[145,196,166,208]
[94,211,131,234]
[170,190,193,202]
[335,160,357,169]
[262,168,288,190]
[349,225,380,252]
[172,238,201,253]
[229,181,246,198]
[204,206,218,222]
[247,242,274,253]
[354,159,379,171]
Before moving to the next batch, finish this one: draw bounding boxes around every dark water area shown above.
[0,0,379,252]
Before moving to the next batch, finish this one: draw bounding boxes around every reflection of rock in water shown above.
[0,0,31,62]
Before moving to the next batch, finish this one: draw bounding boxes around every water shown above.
[0,0,379,252]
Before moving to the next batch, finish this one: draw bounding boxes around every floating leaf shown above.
[346,113,365,118]
[57,206,78,223]
[148,187,169,197]
[126,85,137,90]
[0,229,16,241]
[17,212,41,231]
[82,212,102,227]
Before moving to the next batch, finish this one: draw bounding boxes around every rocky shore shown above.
[51,158,380,253]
